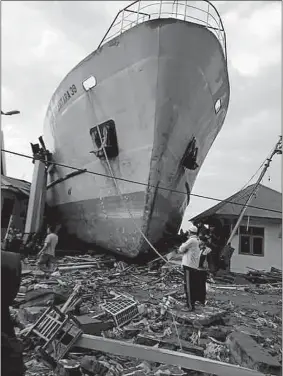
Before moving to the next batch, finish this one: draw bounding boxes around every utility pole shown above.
[23,137,51,245]
[226,135,282,245]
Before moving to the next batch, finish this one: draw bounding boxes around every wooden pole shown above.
[23,158,46,244]
[76,334,265,376]
[226,136,282,245]
[4,214,14,241]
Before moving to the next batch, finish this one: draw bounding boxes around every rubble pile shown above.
[10,254,282,376]
[245,267,282,285]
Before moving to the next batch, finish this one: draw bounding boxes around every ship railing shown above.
[98,0,227,59]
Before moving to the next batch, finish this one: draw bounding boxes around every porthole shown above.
[82,75,97,91]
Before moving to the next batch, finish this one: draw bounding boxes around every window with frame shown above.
[239,226,264,256]
[90,119,119,159]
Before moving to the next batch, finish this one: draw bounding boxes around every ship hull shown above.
[44,18,230,257]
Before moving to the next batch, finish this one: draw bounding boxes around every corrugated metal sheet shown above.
[1,175,30,197]
[191,184,282,221]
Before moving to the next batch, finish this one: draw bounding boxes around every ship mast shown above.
[226,135,282,245]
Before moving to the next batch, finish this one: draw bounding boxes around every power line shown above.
[237,162,265,201]
[1,148,282,214]
[235,144,278,205]
[237,144,276,197]
[234,140,281,206]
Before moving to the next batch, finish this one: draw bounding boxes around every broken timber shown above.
[76,334,266,376]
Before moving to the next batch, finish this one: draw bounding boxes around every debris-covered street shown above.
[12,253,282,376]
[2,1,282,376]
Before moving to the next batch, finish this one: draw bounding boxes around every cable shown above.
[238,160,265,192]
[235,166,264,203]
[1,148,282,214]
[236,144,278,202]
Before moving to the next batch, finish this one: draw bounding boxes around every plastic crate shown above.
[102,295,139,327]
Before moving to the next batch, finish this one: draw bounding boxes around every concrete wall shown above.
[230,217,282,273]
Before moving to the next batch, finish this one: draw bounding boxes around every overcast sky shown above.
[1,1,282,225]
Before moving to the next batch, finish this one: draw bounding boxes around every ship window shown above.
[82,75,97,91]
[90,120,119,159]
[214,99,221,114]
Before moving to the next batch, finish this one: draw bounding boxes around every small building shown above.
[191,184,282,274]
[1,175,30,240]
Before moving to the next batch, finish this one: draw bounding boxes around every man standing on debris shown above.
[207,225,221,274]
[37,225,58,273]
[178,225,208,311]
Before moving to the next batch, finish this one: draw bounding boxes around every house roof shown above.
[191,184,282,222]
[1,175,31,197]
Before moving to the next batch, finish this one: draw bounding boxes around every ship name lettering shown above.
[54,84,77,114]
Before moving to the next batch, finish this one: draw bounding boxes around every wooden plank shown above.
[58,265,96,271]
[135,333,204,356]
[76,334,265,376]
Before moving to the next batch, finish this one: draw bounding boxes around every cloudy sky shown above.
[1,1,281,226]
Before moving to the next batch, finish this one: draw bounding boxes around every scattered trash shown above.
[204,341,230,363]
[10,254,281,375]
[245,266,282,284]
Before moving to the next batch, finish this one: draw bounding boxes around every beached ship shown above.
[44,0,230,257]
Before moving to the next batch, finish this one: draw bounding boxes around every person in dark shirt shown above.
[207,225,221,273]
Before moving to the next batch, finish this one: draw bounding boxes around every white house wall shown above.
[230,217,282,274]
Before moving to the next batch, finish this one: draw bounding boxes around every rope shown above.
[85,89,177,268]
[94,115,170,265]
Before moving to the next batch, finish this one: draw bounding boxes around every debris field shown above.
[12,253,282,376]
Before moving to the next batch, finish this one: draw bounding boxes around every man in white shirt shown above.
[178,225,207,311]
[37,225,58,273]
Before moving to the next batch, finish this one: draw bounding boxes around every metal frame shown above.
[97,0,227,59]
